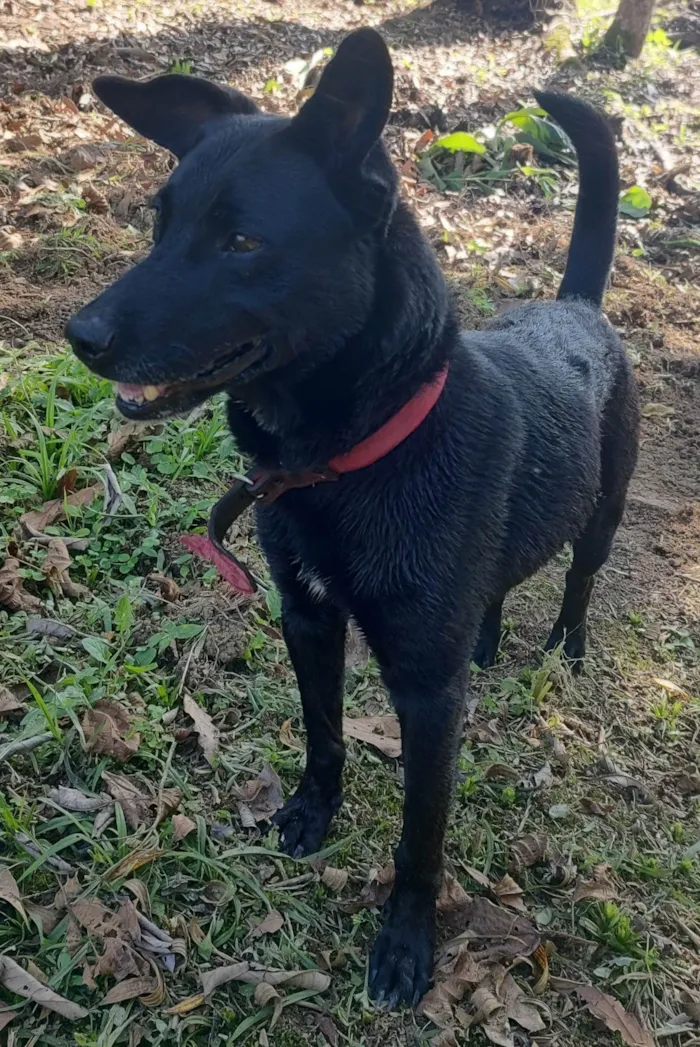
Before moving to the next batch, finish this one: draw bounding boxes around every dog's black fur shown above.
[67,29,639,1008]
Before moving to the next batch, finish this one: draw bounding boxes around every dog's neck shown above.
[226,203,456,471]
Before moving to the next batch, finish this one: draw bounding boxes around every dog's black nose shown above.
[66,313,115,365]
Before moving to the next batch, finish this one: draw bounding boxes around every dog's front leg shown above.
[369,669,466,1009]
[272,584,348,857]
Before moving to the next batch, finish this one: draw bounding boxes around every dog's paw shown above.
[545,623,585,671]
[272,781,342,858]
[369,908,434,1010]
[472,630,500,669]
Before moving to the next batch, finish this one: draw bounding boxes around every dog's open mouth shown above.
[114,341,270,419]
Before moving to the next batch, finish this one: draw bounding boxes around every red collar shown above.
[181,365,448,594]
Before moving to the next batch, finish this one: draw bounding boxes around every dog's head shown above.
[66,29,395,420]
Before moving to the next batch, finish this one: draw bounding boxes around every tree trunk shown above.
[604,0,657,58]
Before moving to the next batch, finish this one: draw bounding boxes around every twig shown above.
[676,917,700,951]
[154,738,177,829]
[0,732,55,762]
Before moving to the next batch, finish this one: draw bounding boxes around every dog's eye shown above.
[228,234,261,254]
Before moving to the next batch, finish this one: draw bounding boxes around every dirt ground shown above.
[1,1,700,1045]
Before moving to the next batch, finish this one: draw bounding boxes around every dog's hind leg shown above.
[545,491,625,666]
[271,578,348,857]
[472,598,504,669]
[546,371,638,668]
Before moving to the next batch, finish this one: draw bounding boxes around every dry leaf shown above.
[100,976,158,1005]
[493,874,526,913]
[84,700,140,763]
[106,847,162,881]
[465,866,491,890]
[235,763,284,823]
[438,897,540,965]
[183,693,219,765]
[279,718,303,750]
[25,901,60,933]
[254,982,280,1007]
[82,185,109,213]
[20,484,102,537]
[0,226,23,250]
[0,557,42,613]
[201,961,250,997]
[321,866,348,892]
[552,979,654,1047]
[41,538,89,599]
[675,774,700,796]
[603,773,653,804]
[94,937,143,982]
[0,686,26,717]
[509,833,574,884]
[509,833,549,874]
[57,469,78,497]
[419,950,490,1027]
[0,867,27,921]
[123,879,151,914]
[438,871,472,920]
[26,617,76,639]
[580,796,617,816]
[102,771,154,829]
[48,786,111,812]
[342,863,395,913]
[343,715,401,758]
[317,1013,340,1045]
[165,993,205,1015]
[467,719,502,744]
[572,864,618,904]
[250,910,284,938]
[172,814,197,842]
[0,1010,17,1033]
[107,421,143,461]
[201,961,330,998]
[149,573,180,601]
[533,762,554,791]
[64,144,108,171]
[70,897,119,937]
[484,763,520,782]
[0,955,88,1020]
[546,731,569,769]
[642,402,674,419]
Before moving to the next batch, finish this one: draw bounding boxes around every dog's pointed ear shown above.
[289,29,393,168]
[92,73,259,158]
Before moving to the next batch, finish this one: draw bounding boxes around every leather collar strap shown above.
[183,365,448,594]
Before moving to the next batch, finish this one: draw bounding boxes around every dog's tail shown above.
[534,90,619,307]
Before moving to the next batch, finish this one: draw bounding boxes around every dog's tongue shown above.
[116,382,168,403]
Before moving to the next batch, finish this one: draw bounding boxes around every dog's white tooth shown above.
[142,385,161,402]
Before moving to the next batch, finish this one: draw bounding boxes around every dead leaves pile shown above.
[83,699,141,763]
[236,762,284,827]
[0,483,103,614]
[0,555,42,613]
[73,896,184,1002]
[49,769,181,834]
[420,884,544,1045]
[41,537,88,599]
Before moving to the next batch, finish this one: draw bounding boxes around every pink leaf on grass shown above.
[179,535,255,595]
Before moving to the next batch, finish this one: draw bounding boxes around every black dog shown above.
[67,29,639,1008]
